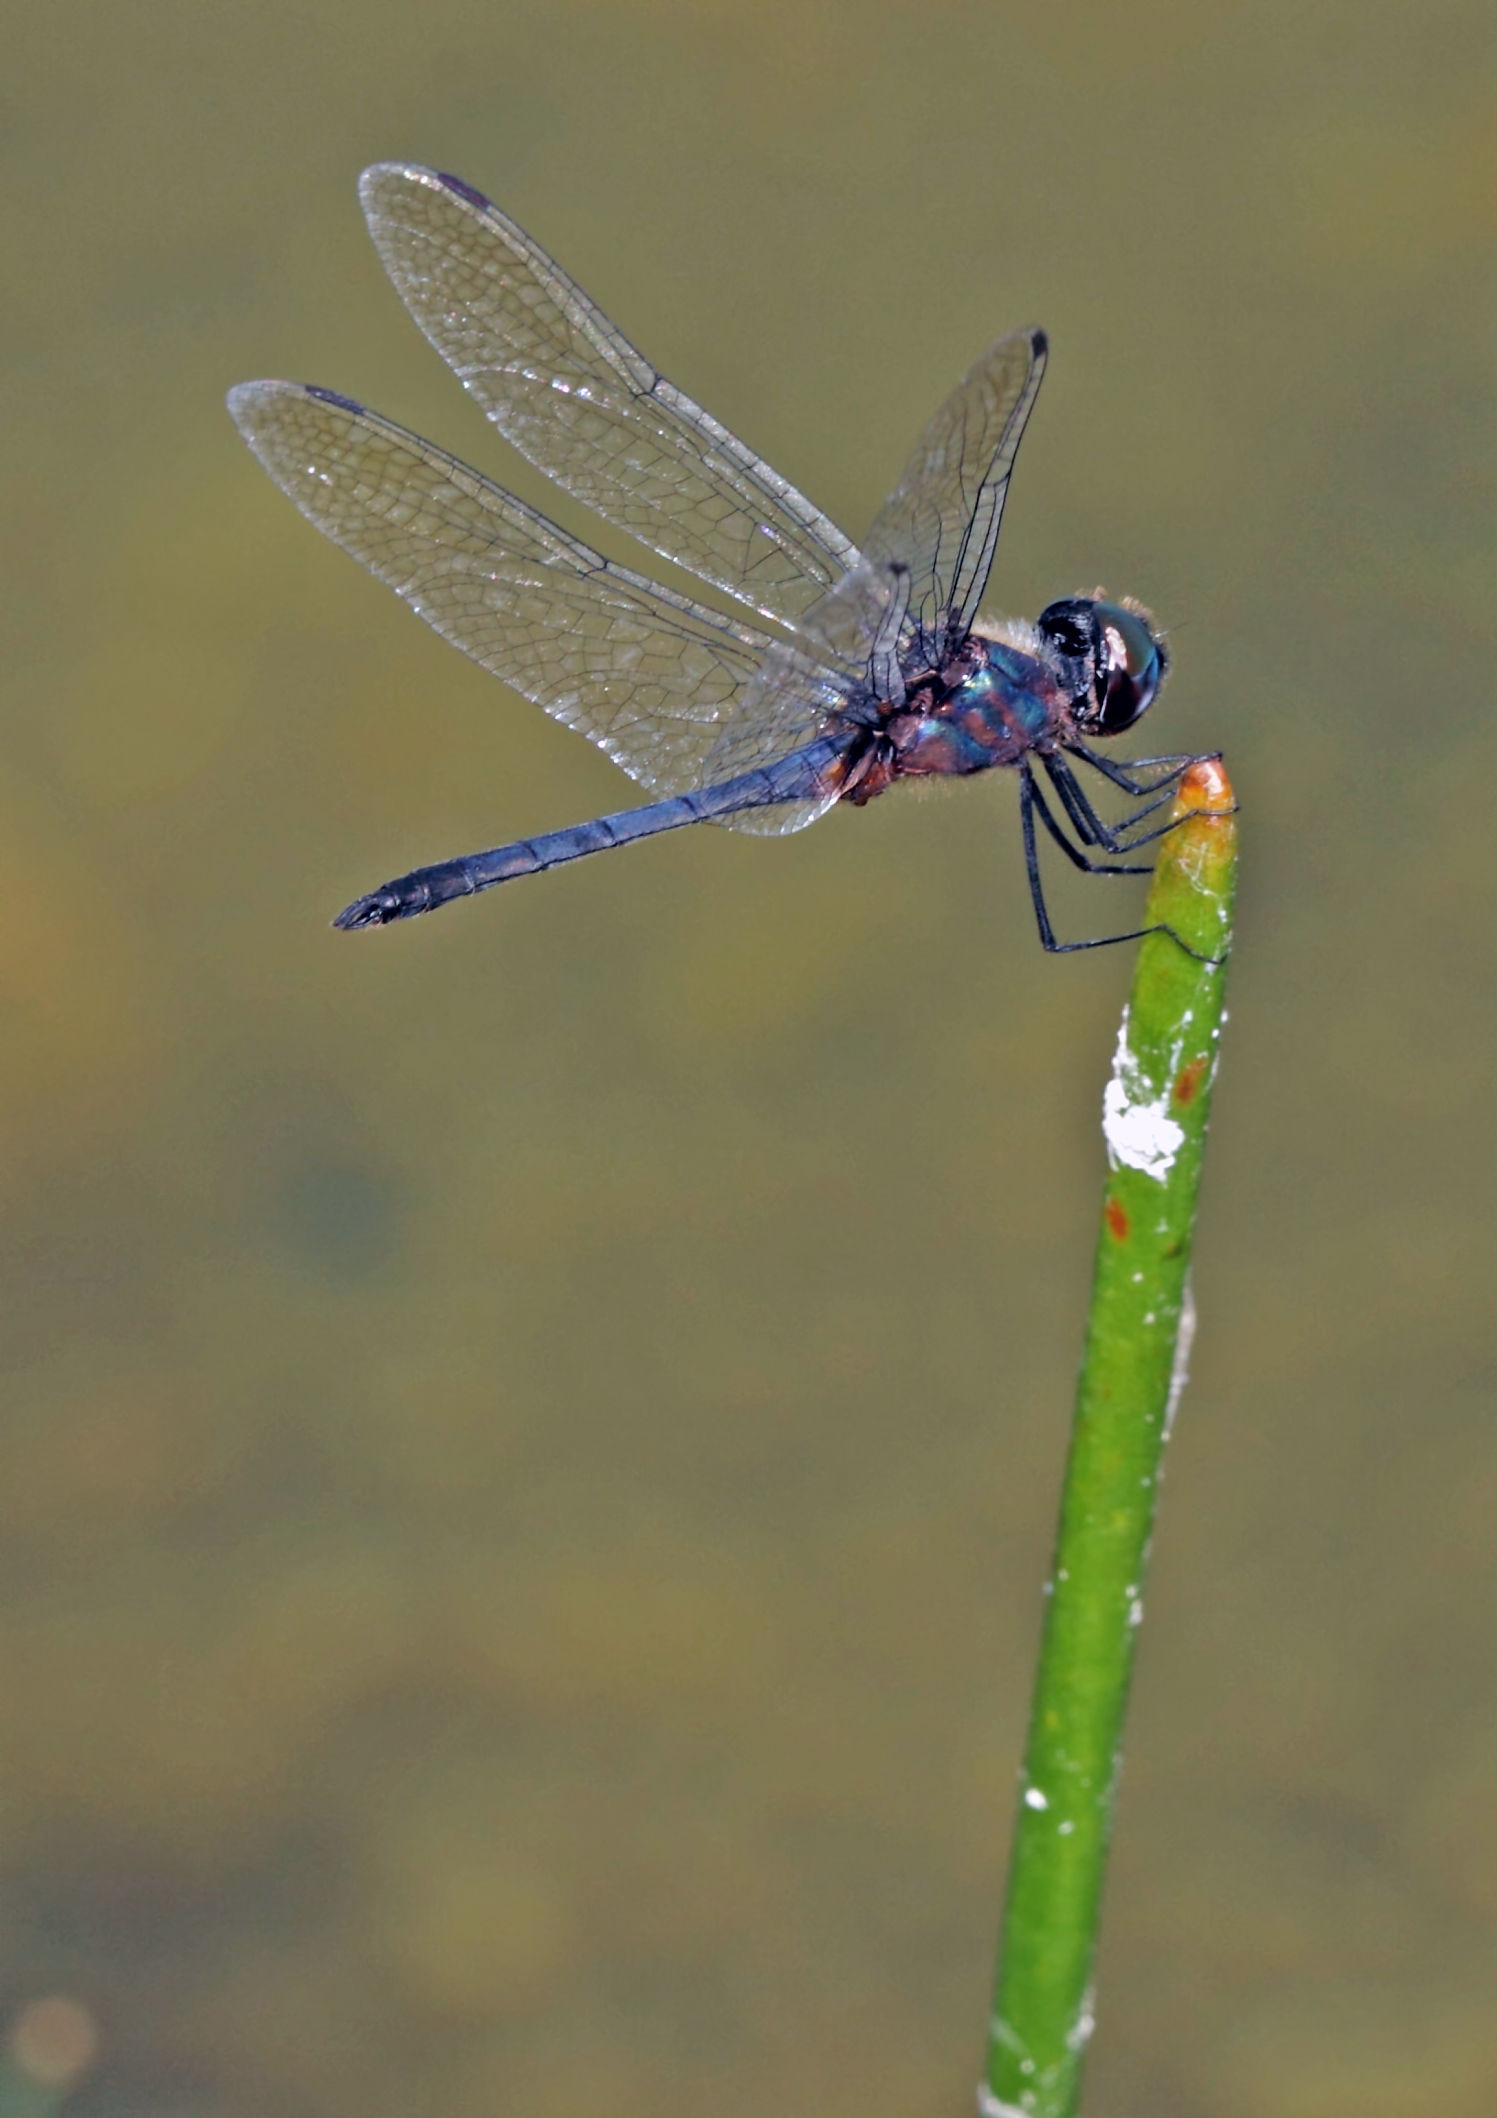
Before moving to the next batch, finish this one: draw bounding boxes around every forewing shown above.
[358,163,862,636]
[796,558,903,667]
[227,379,845,818]
[862,328,1047,651]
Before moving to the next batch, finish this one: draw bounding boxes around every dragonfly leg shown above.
[1027,767,1154,876]
[1067,741,1215,799]
[1050,752,1241,860]
[1043,753,1179,851]
[1018,765,1225,961]
[1040,750,1103,846]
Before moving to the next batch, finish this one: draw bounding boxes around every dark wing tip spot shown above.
[436,171,492,211]
[1030,328,1049,357]
[304,384,366,414]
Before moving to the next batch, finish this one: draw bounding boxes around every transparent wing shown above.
[700,643,854,836]
[359,163,862,638]
[861,327,1047,653]
[227,380,847,832]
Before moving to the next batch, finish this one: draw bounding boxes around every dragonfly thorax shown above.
[870,635,1067,790]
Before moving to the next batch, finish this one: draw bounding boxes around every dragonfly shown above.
[229,163,1215,953]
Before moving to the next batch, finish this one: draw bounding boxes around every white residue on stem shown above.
[1101,1006,1185,1181]
[976,2088,1033,2118]
[1163,1278,1197,1439]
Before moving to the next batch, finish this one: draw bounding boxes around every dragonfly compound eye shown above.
[1087,600,1167,735]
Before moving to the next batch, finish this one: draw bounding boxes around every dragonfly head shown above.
[1036,597,1169,737]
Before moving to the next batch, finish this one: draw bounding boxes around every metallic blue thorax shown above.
[889,638,1063,781]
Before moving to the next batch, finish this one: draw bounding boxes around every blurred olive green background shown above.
[3,1,1495,2113]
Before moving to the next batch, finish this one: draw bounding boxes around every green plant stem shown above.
[984,760,1238,2118]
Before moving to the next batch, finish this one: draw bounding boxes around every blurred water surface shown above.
[3,2,1495,2113]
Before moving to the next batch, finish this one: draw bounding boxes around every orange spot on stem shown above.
[1174,1056,1208,1105]
[1105,1197,1130,1241]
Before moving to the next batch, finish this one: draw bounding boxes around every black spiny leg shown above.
[1025,768,1154,879]
[1043,752,1227,859]
[1017,764,1221,961]
[1068,740,1214,799]
[1041,752,1179,853]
